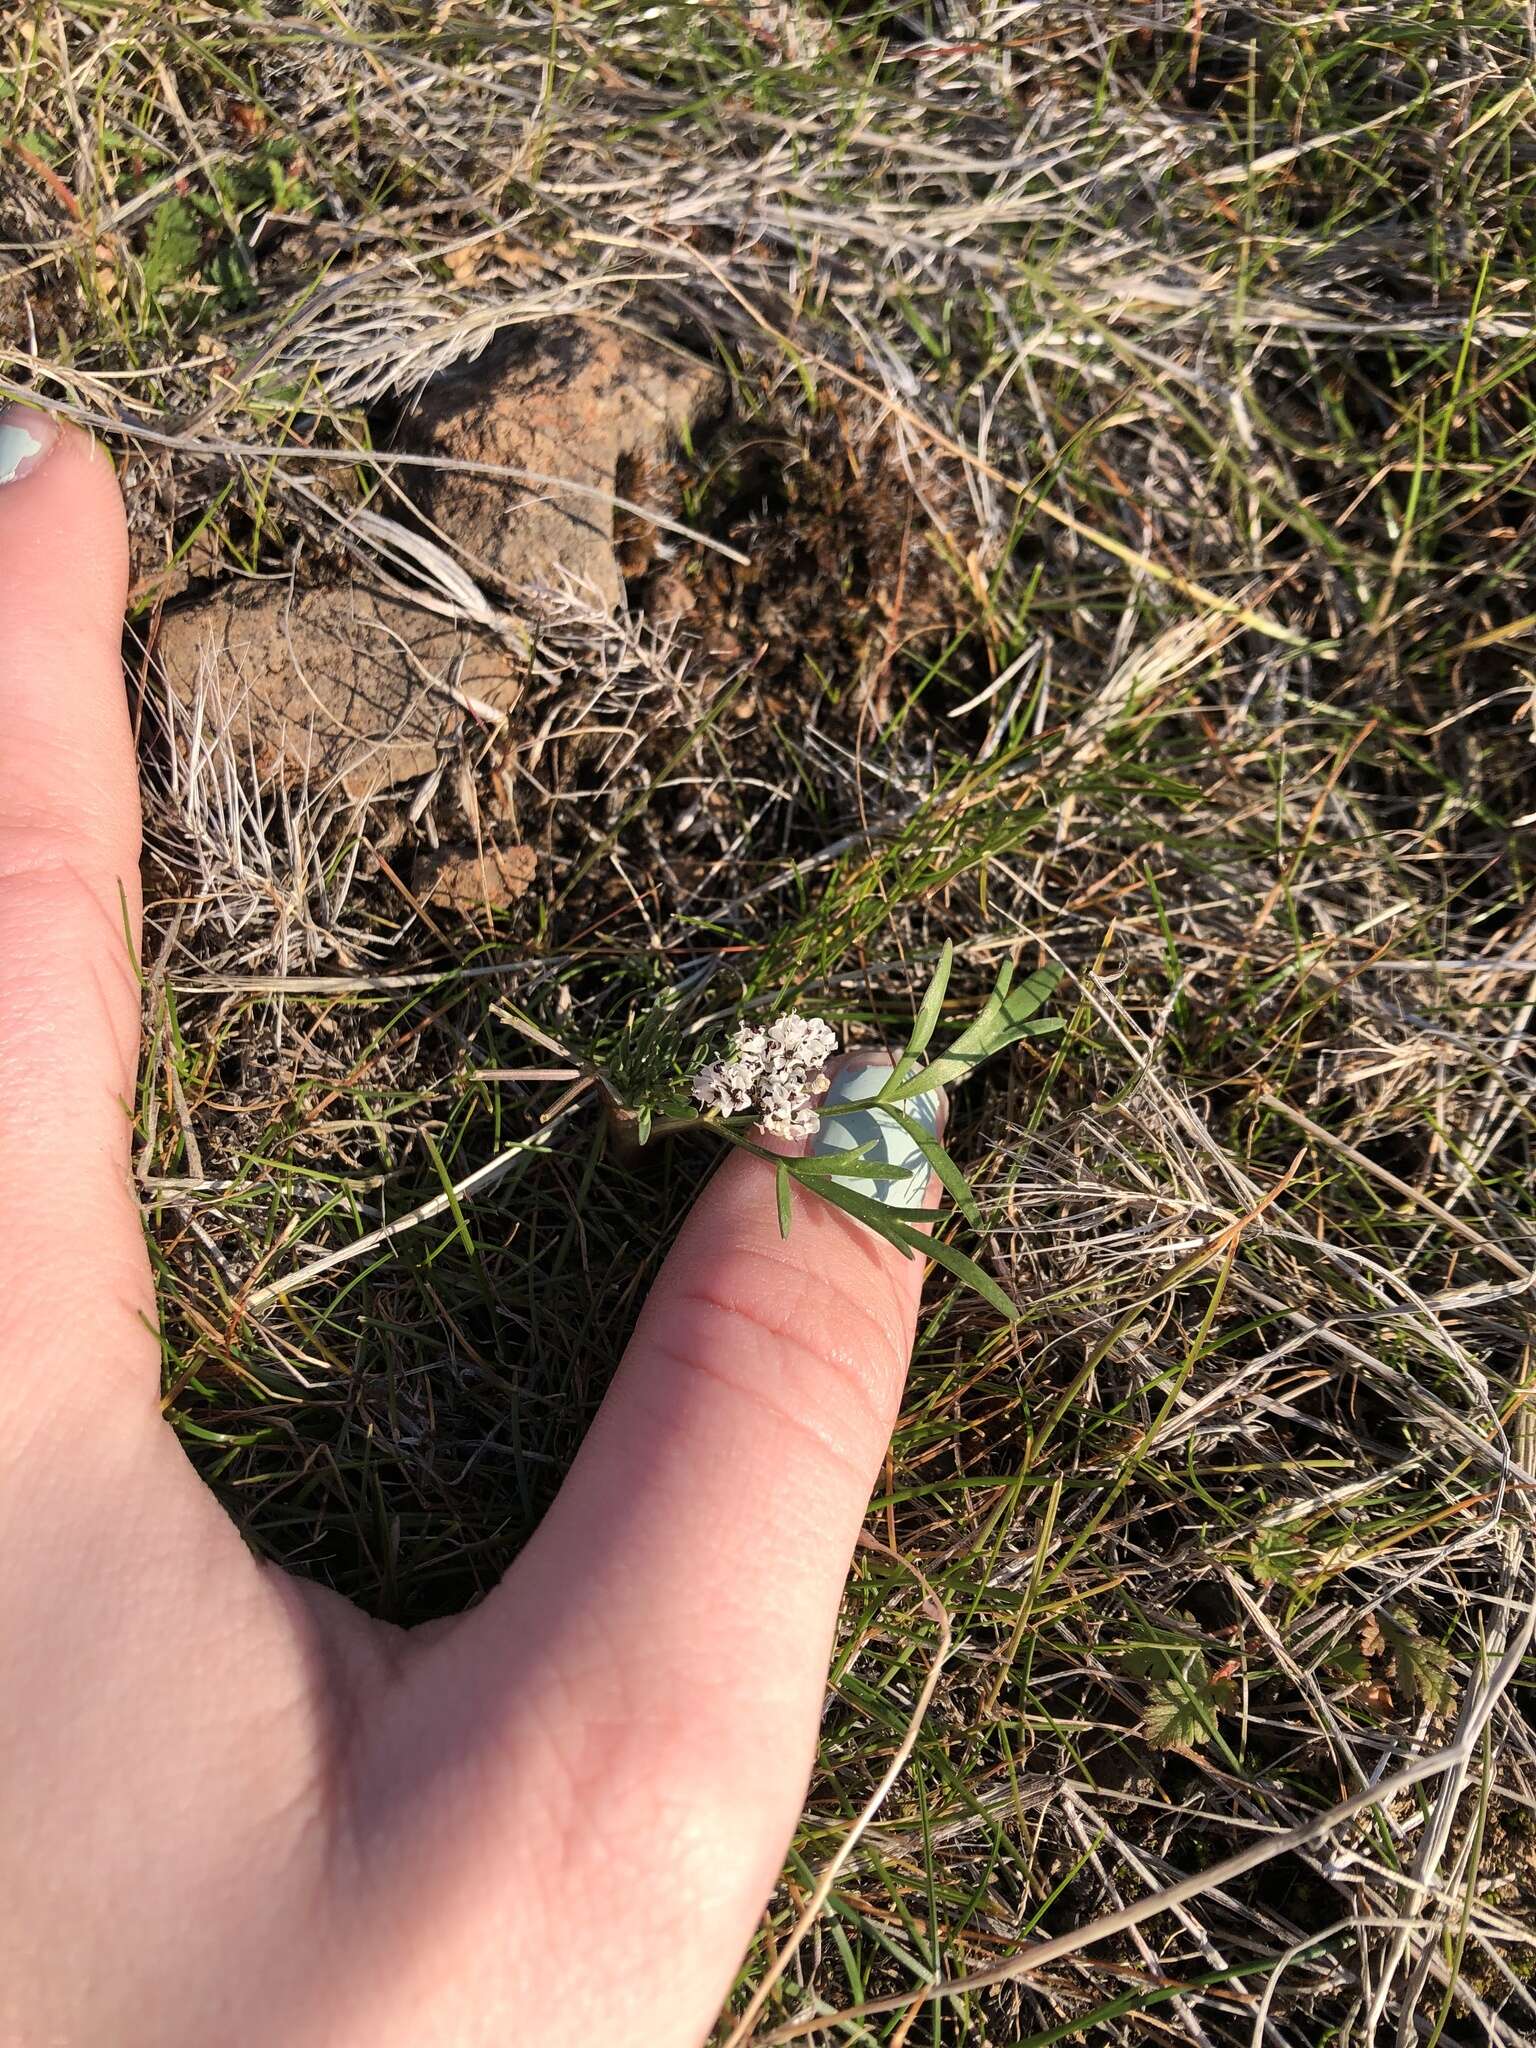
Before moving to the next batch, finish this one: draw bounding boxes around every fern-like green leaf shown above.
[1379,1613,1457,1715]
[1139,1647,1230,1751]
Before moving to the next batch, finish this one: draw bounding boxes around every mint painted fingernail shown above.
[0,403,58,487]
[808,1058,943,1210]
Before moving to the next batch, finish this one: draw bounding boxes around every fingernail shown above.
[809,1054,945,1210]
[0,403,59,488]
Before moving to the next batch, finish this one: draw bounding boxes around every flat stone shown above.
[153,580,521,801]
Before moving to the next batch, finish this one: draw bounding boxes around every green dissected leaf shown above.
[1325,1643,1372,1686]
[1246,1526,1310,1587]
[141,196,204,296]
[1144,1650,1230,1750]
[207,239,255,310]
[775,1160,792,1240]
[1379,1613,1457,1715]
[1143,1677,1222,1751]
[1125,1638,1233,1752]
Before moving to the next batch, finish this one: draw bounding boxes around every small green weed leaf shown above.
[1379,1613,1457,1716]
[142,196,203,296]
[775,1160,792,1240]
[1136,1646,1231,1751]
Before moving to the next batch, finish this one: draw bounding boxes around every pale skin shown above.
[0,422,938,2046]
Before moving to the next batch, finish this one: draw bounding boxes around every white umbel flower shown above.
[689,1061,751,1117]
[690,1013,838,1137]
[764,1015,837,1068]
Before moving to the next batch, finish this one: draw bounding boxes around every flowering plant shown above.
[506,948,1063,1316]
[690,1015,839,1138]
[683,949,1064,1317]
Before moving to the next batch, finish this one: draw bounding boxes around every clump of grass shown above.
[8,2,1536,2041]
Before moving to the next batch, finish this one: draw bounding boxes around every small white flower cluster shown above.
[691,1014,838,1138]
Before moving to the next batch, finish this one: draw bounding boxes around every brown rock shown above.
[151,321,717,800]
[415,837,537,915]
[399,318,722,611]
[154,580,520,801]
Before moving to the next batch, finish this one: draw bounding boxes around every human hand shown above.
[0,410,940,2047]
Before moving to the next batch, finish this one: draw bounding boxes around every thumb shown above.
[428,1051,945,2036]
[524,1046,945,1686]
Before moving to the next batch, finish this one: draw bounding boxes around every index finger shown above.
[0,407,153,1426]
